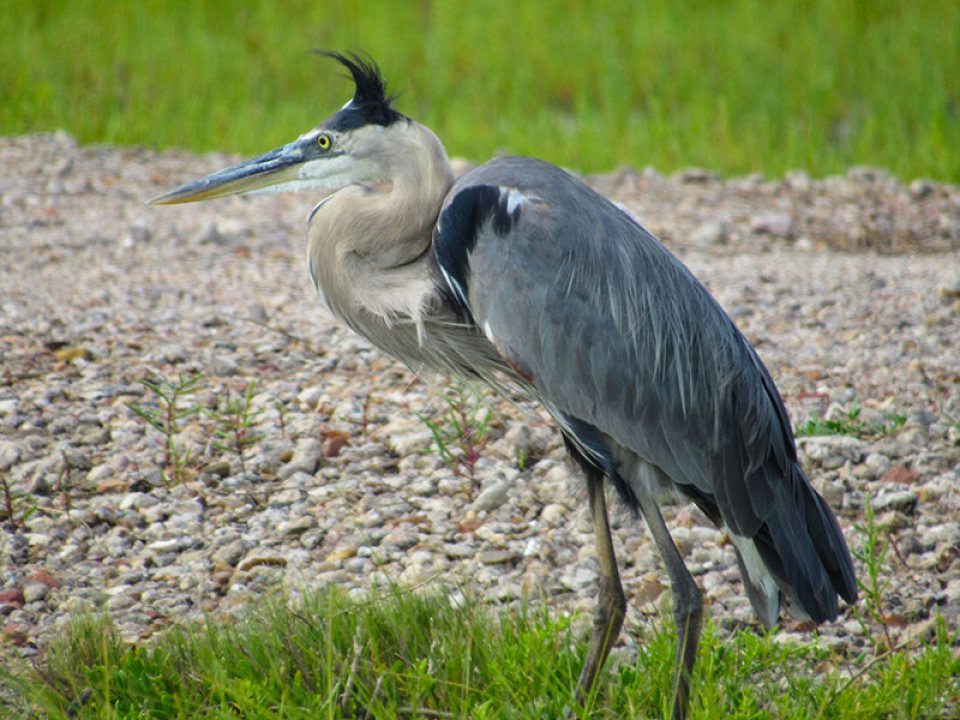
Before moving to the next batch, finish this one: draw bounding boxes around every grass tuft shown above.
[2,588,957,719]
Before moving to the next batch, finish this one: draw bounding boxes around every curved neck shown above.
[307,121,455,325]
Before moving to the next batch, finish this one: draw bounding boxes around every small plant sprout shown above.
[0,473,37,531]
[207,379,265,474]
[419,380,494,484]
[795,397,907,439]
[125,372,204,484]
[851,497,896,651]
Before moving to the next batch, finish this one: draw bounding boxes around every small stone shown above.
[237,553,288,572]
[540,503,569,525]
[324,545,358,563]
[444,543,476,559]
[873,490,919,514]
[382,529,419,550]
[819,480,844,508]
[278,516,315,536]
[0,588,25,606]
[281,438,323,477]
[106,593,136,612]
[297,386,324,409]
[691,221,729,247]
[147,538,181,553]
[205,459,232,477]
[472,480,510,513]
[634,576,664,606]
[0,441,20,471]
[209,354,238,376]
[212,540,246,567]
[751,212,793,238]
[26,568,60,588]
[478,549,519,565]
[921,523,960,550]
[676,168,720,183]
[898,534,925,555]
[909,179,934,199]
[561,563,599,591]
[54,346,92,362]
[22,582,49,603]
[95,477,128,493]
[3,622,29,645]
[937,273,960,299]
[502,423,554,465]
[880,465,920,485]
[799,436,867,464]
[785,170,812,192]
[876,510,912,530]
[322,430,350,458]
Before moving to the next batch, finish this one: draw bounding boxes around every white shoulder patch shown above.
[501,186,542,215]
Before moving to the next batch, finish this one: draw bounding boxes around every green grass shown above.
[794,399,907,440]
[2,1,958,180]
[2,588,957,719]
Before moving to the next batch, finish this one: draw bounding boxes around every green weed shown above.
[126,372,204,484]
[418,380,494,484]
[795,398,906,440]
[0,473,37,531]
[849,497,896,652]
[205,379,265,474]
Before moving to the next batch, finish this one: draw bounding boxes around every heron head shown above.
[149,52,407,205]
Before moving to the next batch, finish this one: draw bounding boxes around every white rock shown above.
[472,480,510,513]
[147,538,182,553]
[540,503,569,525]
[297,386,324,409]
[691,221,729,247]
[0,440,20,470]
[22,582,50,603]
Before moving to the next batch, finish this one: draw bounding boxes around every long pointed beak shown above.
[148,141,311,205]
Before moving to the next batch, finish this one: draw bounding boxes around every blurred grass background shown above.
[2,0,958,180]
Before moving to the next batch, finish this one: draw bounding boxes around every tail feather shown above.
[749,462,857,623]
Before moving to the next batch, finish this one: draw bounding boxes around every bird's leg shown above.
[575,471,627,705]
[637,493,702,720]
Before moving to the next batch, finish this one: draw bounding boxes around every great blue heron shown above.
[151,52,857,718]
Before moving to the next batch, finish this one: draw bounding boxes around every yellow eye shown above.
[317,133,332,151]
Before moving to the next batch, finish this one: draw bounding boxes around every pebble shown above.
[540,503,569,525]
[750,212,793,237]
[691,220,729,247]
[280,438,324,477]
[0,441,20,471]
[873,490,919,514]
[472,479,510,512]
[212,540,247,567]
[478,549,519,566]
[21,582,49,604]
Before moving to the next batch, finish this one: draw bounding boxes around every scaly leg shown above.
[575,470,627,704]
[637,492,702,720]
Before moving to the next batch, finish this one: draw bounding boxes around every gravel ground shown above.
[1,132,959,677]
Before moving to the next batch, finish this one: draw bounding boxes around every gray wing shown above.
[433,156,856,619]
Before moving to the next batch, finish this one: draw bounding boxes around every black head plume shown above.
[315,51,403,130]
